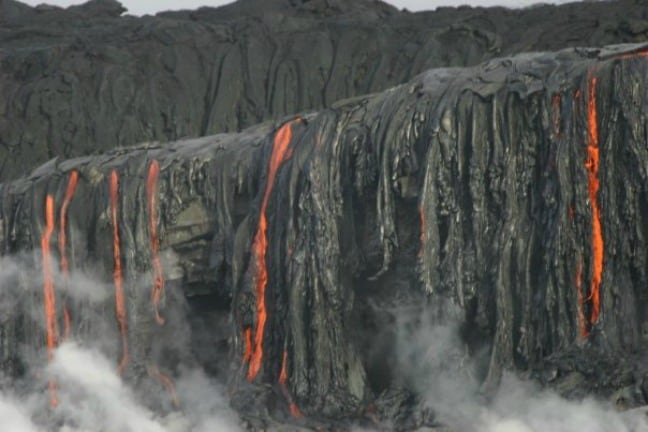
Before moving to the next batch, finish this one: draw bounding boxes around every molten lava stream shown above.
[41,195,59,407]
[246,119,299,381]
[63,308,71,340]
[242,328,253,363]
[148,365,180,408]
[611,49,648,61]
[59,170,79,339]
[279,350,303,418]
[146,160,165,325]
[585,75,604,325]
[109,171,129,374]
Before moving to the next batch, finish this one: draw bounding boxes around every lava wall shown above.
[1,0,648,182]
[1,43,648,426]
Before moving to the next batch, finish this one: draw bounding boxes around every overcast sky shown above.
[19,0,576,15]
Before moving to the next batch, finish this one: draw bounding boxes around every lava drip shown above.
[109,171,129,374]
[148,365,180,408]
[63,308,71,340]
[242,328,253,363]
[246,119,299,381]
[278,350,303,418]
[611,49,648,61]
[575,258,588,338]
[146,160,165,325]
[58,170,78,339]
[585,75,604,325]
[41,195,59,408]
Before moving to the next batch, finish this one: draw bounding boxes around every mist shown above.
[2,251,648,431]
[0,254,242,432]
[390,302,648,432]
[0,342,242,432]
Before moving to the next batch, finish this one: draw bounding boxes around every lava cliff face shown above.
[2,41,648,428]
[1,0,648,182]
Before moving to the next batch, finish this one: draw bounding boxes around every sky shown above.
[19,0,576,16]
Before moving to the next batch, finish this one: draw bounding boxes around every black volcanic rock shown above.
[1,0,648,182]
[0,0,36,21]
[67,0,126,17]
[2,43,648,429]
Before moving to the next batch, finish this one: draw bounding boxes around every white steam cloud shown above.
[0,342,242,432]
[392,302,648,432]
[2,252,648,432]
[51,342,166,432]
[0,254,242,432]
[0,395,40,432]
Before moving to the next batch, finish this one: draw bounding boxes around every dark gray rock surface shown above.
[2,41,648,429]
[1,0,648,181]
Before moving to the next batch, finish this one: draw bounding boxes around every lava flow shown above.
[41,195,59,407]
[59,170,79,339]
[59,171,78,275]
[243,328,253,362]
[148,365,180,408]
[63,308,71,340]
[146,160,165,325]
[610,49,648,61]
[279,350,303,418]
[585,75,603,325]
[246,119,299,381]
[109,171,129,374]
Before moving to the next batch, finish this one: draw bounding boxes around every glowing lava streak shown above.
[279,350,303,418]
[59,170,78,339]
[63,308,71,340]
[585,75,603,325]
[146,160,165,325]
[110,171,129,374]
[41,195,59,407]
[242,328,253,363]
[611,49,648,61]
[59,171,78,276]
[246,120,298,381]
[148,365,180,408]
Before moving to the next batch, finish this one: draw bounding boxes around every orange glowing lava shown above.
[278,349,289,384]
[63,307,71,340]
[59,171,78,275]
[585,75,603,325]
[611,50,648,61]
[575,259,588,338]
[246,119,299,382]
[41,195,59,407]
[147,160,165,325]
[242,328,253,363]
[59,170,78,339]
[279,350,303,418]
[149,365,180,408]
[110,171,129,374]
